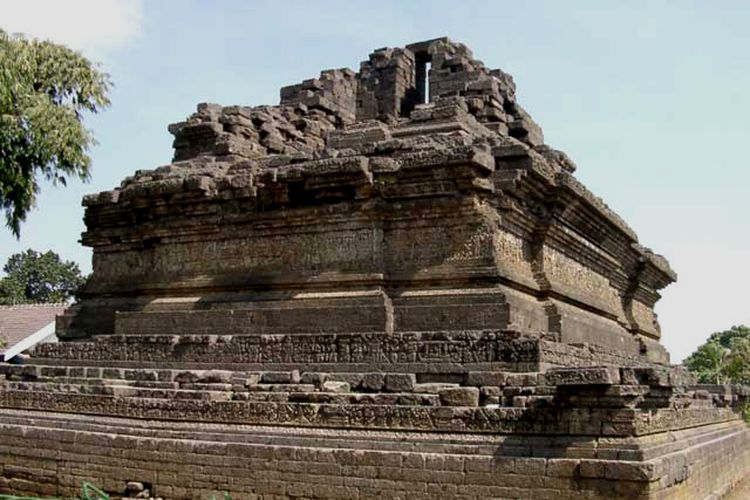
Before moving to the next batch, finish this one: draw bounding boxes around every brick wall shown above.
[2,410,748,499]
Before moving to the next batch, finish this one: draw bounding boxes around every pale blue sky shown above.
[2,0,749,361]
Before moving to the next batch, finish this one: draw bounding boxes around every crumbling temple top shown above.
[66,37,674,363]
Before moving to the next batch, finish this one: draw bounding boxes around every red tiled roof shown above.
[0,304,66,356]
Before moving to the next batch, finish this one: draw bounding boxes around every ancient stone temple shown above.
[1,38,749,499]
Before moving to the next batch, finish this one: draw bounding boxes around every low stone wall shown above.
[29,332,659,371]
[4,332,748,498]
[1,410,748,499]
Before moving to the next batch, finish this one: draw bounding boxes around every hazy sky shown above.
[1,0,748,362]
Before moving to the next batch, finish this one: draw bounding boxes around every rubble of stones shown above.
[83,38,670,277]
[85,37,569,207]
[3,353,745,430]
[164,38,539,161]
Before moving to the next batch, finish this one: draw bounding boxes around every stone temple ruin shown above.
[1,37,749,499]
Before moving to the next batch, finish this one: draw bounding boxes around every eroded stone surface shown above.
[58,38,675,365]
[1,38,748,500]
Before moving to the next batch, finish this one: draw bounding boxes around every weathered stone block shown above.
[359,372,385,391]
[199,370,232,383]
[301,372,328,386]
[321,381,350,393]
[327,373,363,387]
[579,460,606,479]
[384,374,416,393]
[546,458,580,477]
[465,371,507,387]
[604,461,656,482]
[261,371,301,384]
[545,367,621,386]
[414,383,460,394]
[506,372,539,386]
[439,387,480,407]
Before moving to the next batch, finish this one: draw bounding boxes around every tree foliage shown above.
[0,249,84,304]
[0,29,111,236]
[684,325,750,384]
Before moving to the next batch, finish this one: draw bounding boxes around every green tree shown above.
[684,325,750,384]
[724,338,750,385]
[0,29,111,237]
[0,249,84,304]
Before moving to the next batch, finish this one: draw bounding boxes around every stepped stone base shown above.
[1,330,749,499]
[1,410,749,499]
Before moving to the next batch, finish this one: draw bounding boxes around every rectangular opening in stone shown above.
[413,53,432,106]
[424,61,431,103]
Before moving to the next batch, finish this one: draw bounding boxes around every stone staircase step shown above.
[2,361,550,412]
[26,332,545,374]
[247,383,321,393]
[4,381,113,395]
[108,385,231,401]
[413,382,461,393]
[287,392,442,406]
[3,381,232,401]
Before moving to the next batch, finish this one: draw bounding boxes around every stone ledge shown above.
[0,389,741,437]
[1,409,749,499]
[545,366,621,386]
